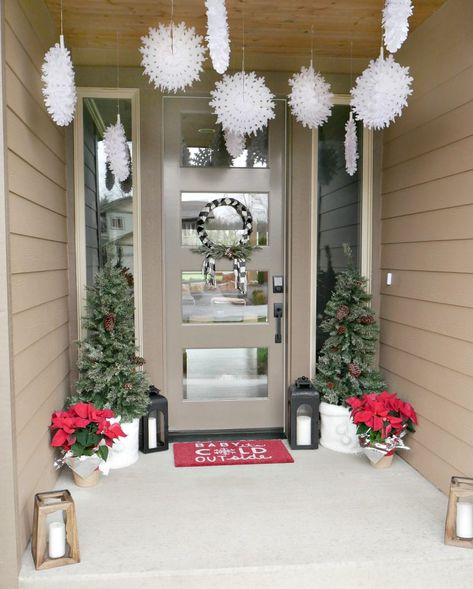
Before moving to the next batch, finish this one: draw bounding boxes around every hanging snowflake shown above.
[41,35,77,126]
[140,23,206,93]
[224,130,245,158]
[383,0,413,53]
[205,0,230,74]
[350,50,413,130]
[344,112,358,176]
[288,64,333,129]
[103,116,130,182]
[210,72,275,136]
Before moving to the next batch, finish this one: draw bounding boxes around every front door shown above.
[163,97,286,432]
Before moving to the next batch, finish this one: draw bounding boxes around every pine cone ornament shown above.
[124,383,133,390]
[330,346,338,353]
[337,325,347,335]
[103,312,116,332]
[326,382,334,389]
[133,356,146,366]
[360,314,374,325]
[120,267,134,288]
[336,305,350,320]
[348,363,361,378]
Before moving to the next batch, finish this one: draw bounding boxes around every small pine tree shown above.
[314,246,385,406]
[70,258,149,422]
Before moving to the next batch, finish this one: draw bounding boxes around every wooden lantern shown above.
[445,476,473,549]
[31,489,80,570]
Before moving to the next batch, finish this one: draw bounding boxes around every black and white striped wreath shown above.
[192,197,259,295]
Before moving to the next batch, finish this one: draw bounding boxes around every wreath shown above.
[192,197,260,295]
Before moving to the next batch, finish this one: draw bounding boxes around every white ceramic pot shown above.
[107,417,140,469]
[319,401,360,454]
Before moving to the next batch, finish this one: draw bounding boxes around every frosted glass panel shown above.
[183,348,268,400]
[182,271,268,324]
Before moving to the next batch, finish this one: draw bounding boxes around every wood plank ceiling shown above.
[43,0,446,68]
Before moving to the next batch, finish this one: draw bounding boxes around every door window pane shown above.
[316,104,362,354]
[181,192,268,247]
[183,348,268,400]
[181,112,268,168]
[182,271,268,324]
[83,97,134,285]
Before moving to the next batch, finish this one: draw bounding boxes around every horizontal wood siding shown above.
[4,0,69,550]
[380,0,473,493]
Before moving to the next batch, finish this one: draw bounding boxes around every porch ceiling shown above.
[43,0,446,70]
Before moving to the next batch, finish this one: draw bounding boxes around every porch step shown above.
[19,445,473,589]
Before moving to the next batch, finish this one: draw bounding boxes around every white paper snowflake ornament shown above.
[344,111,358,176]
[383,0,413,53]
[103,115,130,182]
[288,63,333,129]
[350,48,413,130]
[210,72,275,136]
[224,129,245,158]
[205,0,230,74]
[140,22,206,93]
[41,35,77,126]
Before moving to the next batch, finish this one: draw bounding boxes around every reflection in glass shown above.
[181,112,268,168]
[316,104,362,354]
[181,192,268,247]
[182,271,268,323]
[83,97,133,285]
[183,348,268,400]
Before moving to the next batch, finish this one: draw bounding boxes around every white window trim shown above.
[73,87,143,352]
[309,95,374,376]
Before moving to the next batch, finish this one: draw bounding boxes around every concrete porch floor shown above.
[19,444,473,589]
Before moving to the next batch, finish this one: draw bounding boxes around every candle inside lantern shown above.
[456,501,473,539]
[148,416,157,449]
[48,521,66,559]
[296,415,312,446]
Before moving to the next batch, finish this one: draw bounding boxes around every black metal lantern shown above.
[139,386,169,453]
[287,376,320,449]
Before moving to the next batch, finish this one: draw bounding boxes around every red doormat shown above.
[173,439,294,467]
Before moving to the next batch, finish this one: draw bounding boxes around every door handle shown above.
[274,303,283,344]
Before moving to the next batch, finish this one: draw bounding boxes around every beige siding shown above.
[4,0,69,552]
[380,0,473,493]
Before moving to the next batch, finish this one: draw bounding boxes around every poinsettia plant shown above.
[346,391,417,455]
[50,402,126,463]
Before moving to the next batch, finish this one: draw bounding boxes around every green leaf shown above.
[97,445,109,462]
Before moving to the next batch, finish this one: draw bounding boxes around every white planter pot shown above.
[319,401,360,454]
[107,418,140,469]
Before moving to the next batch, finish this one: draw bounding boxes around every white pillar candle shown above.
[296,415,312,446]
[148,416,158,449]
[48,521,66,559]
[456,502,473,539]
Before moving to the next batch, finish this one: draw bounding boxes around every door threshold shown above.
[169,428,285,443]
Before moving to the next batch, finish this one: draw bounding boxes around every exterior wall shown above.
[380,0,473,492]
[4,0,69,553]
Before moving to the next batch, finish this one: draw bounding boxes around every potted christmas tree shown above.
[314,246,385,453]
[70,257,150,469]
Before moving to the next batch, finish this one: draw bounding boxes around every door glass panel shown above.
[181,192,268,247]
[316,104,362,355]
[83,97,134,285]
[183,348,268,400]
[181,112,268,168]
[182,271,268,324]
